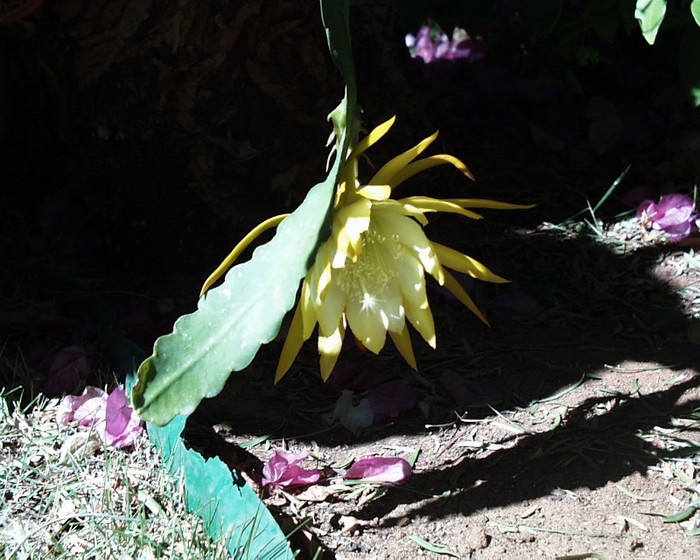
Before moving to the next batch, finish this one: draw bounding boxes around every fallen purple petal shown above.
[56,385,143,448]
[262,450,321,489]
[55,386,105,425]
[637,194,697,241]
[73,396,106,427]
[105,387,144,448]
[345,456,412,485]
[368,380,416,424]
[105,387,129,433]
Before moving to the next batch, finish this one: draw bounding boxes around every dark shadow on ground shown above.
[358,374,700,525]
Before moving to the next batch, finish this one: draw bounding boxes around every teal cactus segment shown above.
[126,366,294,559]
[145,416,294,560]
[182,448,292,559]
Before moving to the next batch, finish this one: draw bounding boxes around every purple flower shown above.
[345,456,412,485]
[105,387,144,448]
[56,386,106,426]
[261,450,321,489]
[637,193,698,241]
[405,25,486,64]
[56,386,144,448]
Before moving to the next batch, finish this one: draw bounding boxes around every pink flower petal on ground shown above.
[654,194,697,239]
[345,456,412,485]
[104,387,143,448]
[56,385,142,449]
[262,450,321,489]
[55,386,105,425]
[637,199,657,220]
[73,394,107,427]
[368,381,416,424]
[637,194,697,241]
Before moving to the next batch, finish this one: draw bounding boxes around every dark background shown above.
[1,0,698,395]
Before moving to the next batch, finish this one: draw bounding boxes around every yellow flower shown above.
[201,116,531,383]
[275,116,531,381]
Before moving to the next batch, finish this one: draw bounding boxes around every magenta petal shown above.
[262,450,321,488]
[637,199,657,219]
[56,386,105,425]
[104,387,143,448]
[277,464,321,486]
[639,194,697,240]
[655,193,695,214]
[105,387,129,435]
[73,395,106,427]
[345,456,412,485]
[70,387,107,426]
[660,221,694,241]
[655,205,695,228]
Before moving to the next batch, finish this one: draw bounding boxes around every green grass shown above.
[0,388,231,560]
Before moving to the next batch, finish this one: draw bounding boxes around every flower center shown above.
[336,223,401,309]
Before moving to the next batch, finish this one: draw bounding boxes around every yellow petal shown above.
[398,196,483,220]
[432,242,509,283]
[373,199,429,226]
[443,198,536,210]
[404,298,436,348]
[319,321,345,381]
[200,213,290,297]
[370,131,439,186]
[389,325,417,370]
[299,276,319,340]
[332,198,371,266]
[357,184,392,200]
[311,244,334,299]
[349,116,396,159]
[375,281,405,333]
[391,251,429,309]
[442,269,489,325]
[345,293,387,354]
[317,279,346,336]
[373,210,444,283]
[388,154,474,188]
[275,302,307,383]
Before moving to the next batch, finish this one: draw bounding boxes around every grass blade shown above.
[409,536,459,557]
